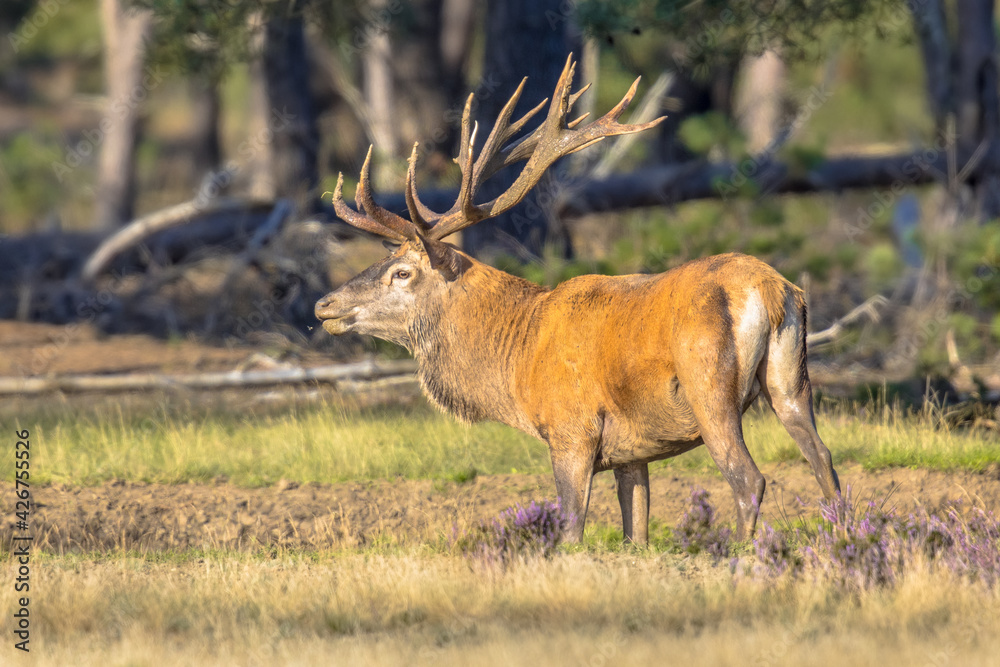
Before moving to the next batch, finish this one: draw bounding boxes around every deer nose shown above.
[314,294,337,320]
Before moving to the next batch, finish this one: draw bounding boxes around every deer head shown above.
[315,55,664,350]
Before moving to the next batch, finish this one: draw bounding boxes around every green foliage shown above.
[863,242,903,291]
[786,25,934,146]
[951,225,1000,310]
[802,247,834,280]
[135,0,266,79]
[0,132,65,231]
[7,0,101,59]
[784,143,827,174]
[948,313,984,359]
[133,0,362,79]
[749,201,786,228]
[10,398,1000,491]
[494,250,619,289]
[576,0,902,73]
[678,111,745,158]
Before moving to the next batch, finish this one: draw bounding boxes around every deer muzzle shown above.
[315,298,359,335]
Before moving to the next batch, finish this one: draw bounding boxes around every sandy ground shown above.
[2,462,998,552]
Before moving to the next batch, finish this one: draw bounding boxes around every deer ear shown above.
[417,236,468,281]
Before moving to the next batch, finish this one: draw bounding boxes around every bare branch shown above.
[806,295,888,347]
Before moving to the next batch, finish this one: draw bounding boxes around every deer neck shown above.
[411,263,546,429]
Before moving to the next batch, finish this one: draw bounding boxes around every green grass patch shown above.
[15,401,552,487]
[4,398,997,488]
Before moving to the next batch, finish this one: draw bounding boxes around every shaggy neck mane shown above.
[410,262,546,428]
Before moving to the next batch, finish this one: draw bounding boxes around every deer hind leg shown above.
[694,407,767,542]
[679,313,766,541]
[614,462,650,545]
[759,315,841,501]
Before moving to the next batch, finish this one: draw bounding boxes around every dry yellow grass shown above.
[6,550,999,666]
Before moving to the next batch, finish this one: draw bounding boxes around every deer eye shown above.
[392,269,411,281]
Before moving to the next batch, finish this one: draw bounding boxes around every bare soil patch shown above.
[4,463,999,553]
[0,320,339,377]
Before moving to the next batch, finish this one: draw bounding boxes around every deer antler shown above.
[329,54,666,244]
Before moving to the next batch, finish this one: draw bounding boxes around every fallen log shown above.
[81,197,280,283]
[0,359,417,396]
[806,295,889,347]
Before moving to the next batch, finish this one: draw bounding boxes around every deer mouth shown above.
[317,307,359,334]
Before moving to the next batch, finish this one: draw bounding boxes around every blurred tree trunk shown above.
[655,73,713,164]
[397,0,476,162]
[391,0,445,154]
[955,0,1000,220]
[260,3,320,213]
[461,0,581,260]
[189,77,221,176]
[439,0,476,101]
[95,0,153,229]
[907,0,952,134]
[374,0,477,175]
[247,46,276,200]
[363,0,397,188]
[734,50,785,154]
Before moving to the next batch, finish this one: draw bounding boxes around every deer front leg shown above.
[614,462,650,545]
[549,442,597,543]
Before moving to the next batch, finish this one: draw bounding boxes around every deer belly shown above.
[596,410,702,470]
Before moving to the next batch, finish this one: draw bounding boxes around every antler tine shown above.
[490,56,582,170]
[568,82,591,109]
[426,55,666,242]
[468,77,528,186]
[566,112,589,129]
[601,75,642,123]
[434,57,583,239]
[474,78,590,187]
[464,97,549,201]
[485,72,664,217]
[507,96,549,139]
[557,76,665,147]
[547,54,577,123]
[457,122,485,222]
[404,143,438,231]
[456,93,475,172]
[353,146,420,242]
[331,172,408,242]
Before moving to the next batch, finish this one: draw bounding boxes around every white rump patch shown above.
[735,289,768,399]
[737,289,767,343]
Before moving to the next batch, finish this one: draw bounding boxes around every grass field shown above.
[5,397,999,488]
[5,547,1000,666]
[3,395,999,665]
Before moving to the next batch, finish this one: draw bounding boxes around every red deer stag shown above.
[315,56,840,543]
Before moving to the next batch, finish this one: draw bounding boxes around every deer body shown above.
[316,56,840,543]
